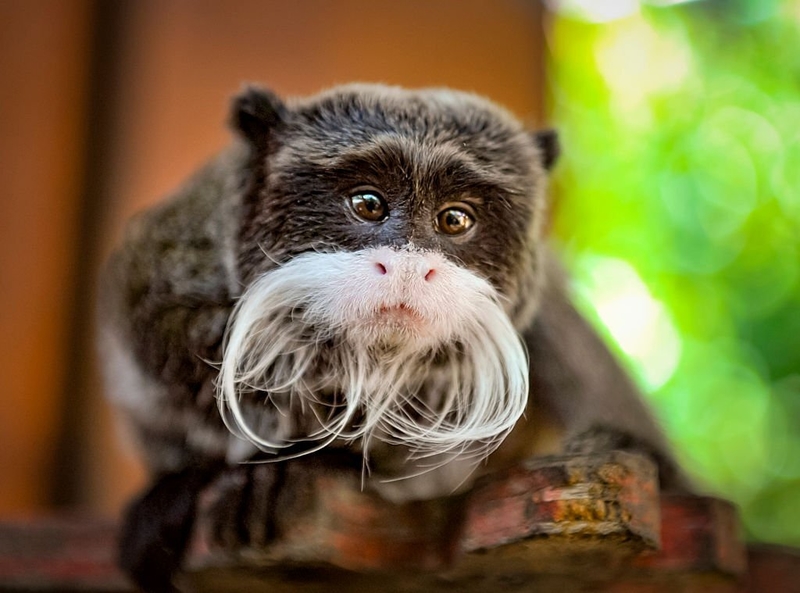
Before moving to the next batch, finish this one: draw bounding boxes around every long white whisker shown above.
[216,248,529,485]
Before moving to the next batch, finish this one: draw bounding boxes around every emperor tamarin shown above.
[99,84,688,591]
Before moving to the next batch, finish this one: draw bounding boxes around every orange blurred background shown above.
[0,0,548,517]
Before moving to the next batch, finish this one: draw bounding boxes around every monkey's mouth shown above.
[378,303,421,318]
[370,303,428,333]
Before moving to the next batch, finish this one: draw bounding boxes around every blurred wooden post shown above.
[0,0,93,514]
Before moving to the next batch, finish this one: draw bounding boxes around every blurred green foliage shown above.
[548,0,800,545]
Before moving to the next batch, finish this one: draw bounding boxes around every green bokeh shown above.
[548,0,800,545]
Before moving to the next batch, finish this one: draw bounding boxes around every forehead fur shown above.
[279,85,539,178]
[291,84,525,134]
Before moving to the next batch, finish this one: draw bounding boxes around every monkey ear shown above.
[230,86,287,148]
[531,129,560,171]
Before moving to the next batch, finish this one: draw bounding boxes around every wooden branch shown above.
[2,452,798,592]
[180,451,745,592]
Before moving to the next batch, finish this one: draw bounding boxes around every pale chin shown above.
[217,246,530,473]
[355,305,438,349]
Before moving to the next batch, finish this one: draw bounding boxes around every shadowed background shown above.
[0,0,797,549]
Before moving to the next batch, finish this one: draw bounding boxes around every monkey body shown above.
[99,85,686,591]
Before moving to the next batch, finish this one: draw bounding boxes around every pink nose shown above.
[373,257,436,281]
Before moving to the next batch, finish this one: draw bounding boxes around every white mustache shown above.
[217,247,529,473]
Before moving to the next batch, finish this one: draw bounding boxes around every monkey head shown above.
[217,84,559,473]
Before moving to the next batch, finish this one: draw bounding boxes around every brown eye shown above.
[436,206,475,236]
[350,191,388,222]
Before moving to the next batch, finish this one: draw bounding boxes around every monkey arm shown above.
[98,150,253,593]
[98,147,251,475]
[522,255,691,492]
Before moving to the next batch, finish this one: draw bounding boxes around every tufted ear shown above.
[230,86,287,149]
[531,129,560,171]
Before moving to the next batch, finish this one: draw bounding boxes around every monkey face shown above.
[235,85,556,306]
[218,85,557,471]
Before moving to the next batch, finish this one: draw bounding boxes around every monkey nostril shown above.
[375,262,388,275]
[424,268,436,282]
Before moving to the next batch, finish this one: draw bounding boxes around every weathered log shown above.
[3,452,797,592]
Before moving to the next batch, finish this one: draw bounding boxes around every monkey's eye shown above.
[436,206,475,236]
[349,191,388,222]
